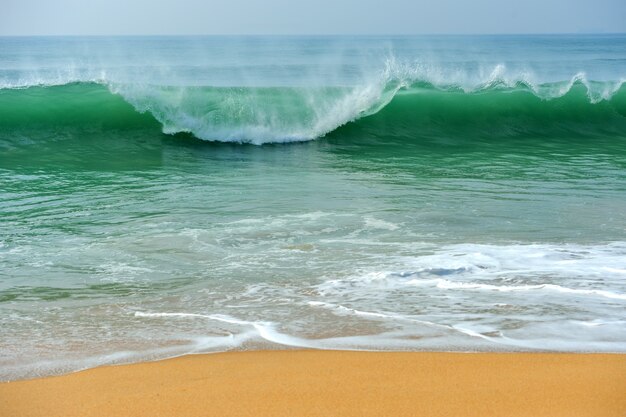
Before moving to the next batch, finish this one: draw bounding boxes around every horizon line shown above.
[1,32,625,38]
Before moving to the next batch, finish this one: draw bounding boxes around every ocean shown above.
[1,35,625,381]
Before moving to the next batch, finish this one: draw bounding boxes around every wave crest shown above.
[1,62,625,144]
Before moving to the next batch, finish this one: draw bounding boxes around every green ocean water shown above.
[1,35,626,380]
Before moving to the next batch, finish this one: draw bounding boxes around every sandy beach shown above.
[1,350,624,417]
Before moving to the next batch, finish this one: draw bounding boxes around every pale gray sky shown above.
[2,0,625,36]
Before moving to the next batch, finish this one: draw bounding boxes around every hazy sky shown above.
[2,0,625,36]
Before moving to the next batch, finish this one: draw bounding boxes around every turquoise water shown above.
[1,35,626,380]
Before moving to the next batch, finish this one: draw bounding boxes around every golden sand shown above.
[1,351,625,417]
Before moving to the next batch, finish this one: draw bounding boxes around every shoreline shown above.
[1,350,625,417]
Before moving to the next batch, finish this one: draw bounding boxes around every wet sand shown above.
[1,351,625,417]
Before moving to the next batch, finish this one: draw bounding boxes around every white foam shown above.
[134,311,319,349]
[307,301,474,334]
[319,242,626,290]
[363,216,400,231]
[405,279,626,301]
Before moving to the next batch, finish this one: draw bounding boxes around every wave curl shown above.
[1,68,625,144]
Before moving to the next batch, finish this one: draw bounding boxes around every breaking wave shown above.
[1,68,625,144]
